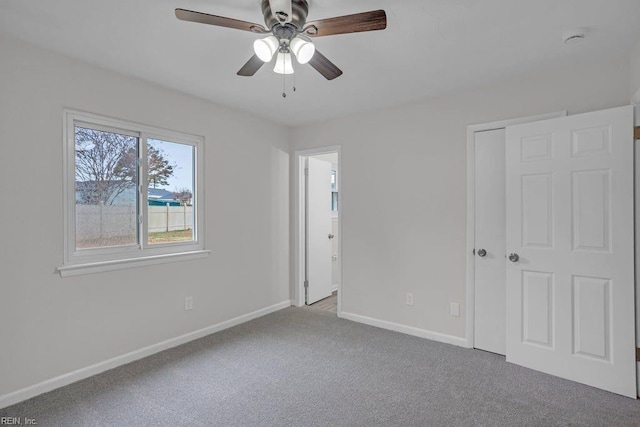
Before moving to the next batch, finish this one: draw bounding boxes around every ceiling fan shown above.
[175,0,387,81]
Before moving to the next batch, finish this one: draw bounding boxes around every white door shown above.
[474,129,507,355]
[306,157,333,304]
[331,218,340,288]
[505,105,636,398]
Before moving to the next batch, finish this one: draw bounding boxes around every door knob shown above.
[508,253,519,263]
[328,234,335,240]
[477,249,487,258]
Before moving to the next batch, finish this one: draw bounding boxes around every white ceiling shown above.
[1,1,639,126]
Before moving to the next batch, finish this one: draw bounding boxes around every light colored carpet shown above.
[2,307,639,426]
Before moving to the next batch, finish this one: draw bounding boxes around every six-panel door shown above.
[505,106,636,398]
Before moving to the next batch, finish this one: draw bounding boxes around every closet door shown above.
[505,106,636,398]
[474,129,506,355]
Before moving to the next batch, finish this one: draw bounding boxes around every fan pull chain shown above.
[282,54,287,98]
[292,60,296,93]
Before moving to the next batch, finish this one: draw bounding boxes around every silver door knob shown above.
[477,249,487,258]
[508,253,519,263]
[328,234,335,240]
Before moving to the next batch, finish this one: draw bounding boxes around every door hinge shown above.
[634,126,640,140]
[304,168,309,176]
[636,347,640,362]
[304,280,309,288]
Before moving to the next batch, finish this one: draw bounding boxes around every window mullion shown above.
[139,135,149,249]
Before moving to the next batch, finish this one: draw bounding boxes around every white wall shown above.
[0,36,290,399]
[291,58,631,340]
[631,38,640,100]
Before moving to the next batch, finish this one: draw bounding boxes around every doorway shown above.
[295,146,342,316]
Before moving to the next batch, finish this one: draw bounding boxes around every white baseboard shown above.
[0,300,293,409]
[341,311,468,348]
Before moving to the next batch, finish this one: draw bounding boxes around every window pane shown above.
[332,192,339,212]
[75,127,138,249]
[147,139,195,244]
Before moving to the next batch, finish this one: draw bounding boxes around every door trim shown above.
[294,146,342,315]
[465,111,567,349]
[634,101,640,398]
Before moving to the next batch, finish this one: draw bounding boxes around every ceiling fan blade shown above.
[302,10,387,37]
[175,8,269,33]
[237,55,265,77]
[308,50,343,80]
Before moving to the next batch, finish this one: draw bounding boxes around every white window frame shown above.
[331,163,339,218]
[58,109,208,277]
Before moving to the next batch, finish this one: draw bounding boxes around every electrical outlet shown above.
[405,292,414,306]
[185,297,193,311]
[450,302,460,317]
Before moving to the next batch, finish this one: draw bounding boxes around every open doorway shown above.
[294,146,341,316]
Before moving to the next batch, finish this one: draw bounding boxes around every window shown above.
[331,167,339,215]
[59,110,207,276]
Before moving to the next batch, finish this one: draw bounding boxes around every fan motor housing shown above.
[262,0,309,30]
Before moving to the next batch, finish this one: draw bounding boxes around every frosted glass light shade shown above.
[253,36,279,62]
[273,52,294,74]
[290,37,315,64]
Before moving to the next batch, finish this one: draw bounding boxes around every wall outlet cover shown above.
[405,292,414,306]
[450,302,460,317]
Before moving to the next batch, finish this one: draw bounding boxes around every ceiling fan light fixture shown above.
[253,35,279,62]
[290,36,315,64]
[273,51,294,74]
[176,3,388,81]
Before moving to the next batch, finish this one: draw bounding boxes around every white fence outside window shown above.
[76,204,193,241]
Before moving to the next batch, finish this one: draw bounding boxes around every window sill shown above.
[56,250,211,277]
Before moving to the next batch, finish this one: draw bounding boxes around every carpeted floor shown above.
[2,307,640,426]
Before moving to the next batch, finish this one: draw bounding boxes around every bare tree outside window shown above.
[75,127,138,206]
[74,128,177,249]
[173,188,193,205]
